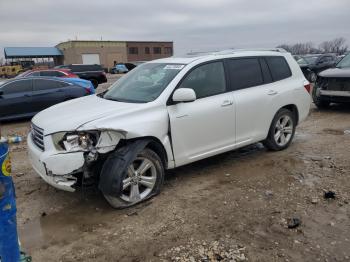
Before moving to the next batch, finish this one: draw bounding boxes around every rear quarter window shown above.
[265,56,292,81]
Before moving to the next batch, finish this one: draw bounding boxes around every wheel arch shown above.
[280,104,299,125]
[117,136,169,169]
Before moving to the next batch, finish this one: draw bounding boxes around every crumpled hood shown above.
[319,67,350,78]
[32,95,145,135]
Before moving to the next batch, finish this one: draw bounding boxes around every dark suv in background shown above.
[296,54,337,82]
[312,53,350,108]
[56,64,107,88]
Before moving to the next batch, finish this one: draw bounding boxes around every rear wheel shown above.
[103,148,164,208]
[263,109,296,151]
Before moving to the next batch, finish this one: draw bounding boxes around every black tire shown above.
[263,108,296,151]
[312,85,330,109]
[103,148,164,209]
[90,79,98,89]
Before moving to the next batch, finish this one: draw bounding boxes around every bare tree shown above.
[277,42,317,55]
[319,37,348,55]
[278,37,348,55]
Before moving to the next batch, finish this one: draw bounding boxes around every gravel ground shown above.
[1,75,350,261]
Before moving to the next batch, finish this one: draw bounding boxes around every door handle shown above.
[267,90,278,96]
[24,94,31,97]
[221,100,233,107]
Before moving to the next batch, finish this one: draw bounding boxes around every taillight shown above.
[84,87,91,95]
[304,82,311,93]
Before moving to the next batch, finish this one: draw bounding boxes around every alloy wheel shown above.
[274,115,293,147]
[120,157,157,203]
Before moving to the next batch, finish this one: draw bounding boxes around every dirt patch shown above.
[322,128,345,135]
[2,102,350,261]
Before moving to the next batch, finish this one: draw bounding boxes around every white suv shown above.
[28,49,311,208]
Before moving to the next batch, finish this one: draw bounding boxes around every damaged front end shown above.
[28,127,126,192]
[316,71,350,103]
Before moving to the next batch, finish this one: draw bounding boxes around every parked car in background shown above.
[28,49,311,208]
[16,69,79,78]
[56,64,107,88]
[110,63,137,74]
[312,52,350,108]
[296,54,337,82]
[61,78,95,95]
[0,77,92,121]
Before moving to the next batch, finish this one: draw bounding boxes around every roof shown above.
[152,49,289,65]
[4,47,63,58]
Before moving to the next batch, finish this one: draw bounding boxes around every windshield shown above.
[302,56,319,64]
[296,57,308,65]
[336,53,350,68]
[104,63,185,103]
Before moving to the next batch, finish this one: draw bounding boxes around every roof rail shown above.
[185,51,218,57]
[186,48,288,57]
[214,48,287,55]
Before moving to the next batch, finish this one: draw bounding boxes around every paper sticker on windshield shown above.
[164,65,185,70]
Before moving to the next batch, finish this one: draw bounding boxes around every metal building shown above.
[3,47,64,65]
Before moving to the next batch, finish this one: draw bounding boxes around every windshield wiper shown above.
[103,96,147,103]
[103,96,123,102]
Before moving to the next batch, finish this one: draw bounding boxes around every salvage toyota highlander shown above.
[28,49,311,208]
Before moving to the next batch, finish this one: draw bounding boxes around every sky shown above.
[0,0,349,60]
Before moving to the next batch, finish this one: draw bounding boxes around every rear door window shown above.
[265,57,292,81]
[178,61,226,99]
[259,58,273,84]
[33,79,69,91]
[226,58,264,90]
[1,79,32,94]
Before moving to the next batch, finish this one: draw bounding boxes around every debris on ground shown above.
[287,218,301,229]
[160,238,247,262]
[265,190,274,199]
[324,191,336,199]
[311,197,319,204]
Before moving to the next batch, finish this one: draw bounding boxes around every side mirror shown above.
[0,90,3,96]
[172,88,196,103]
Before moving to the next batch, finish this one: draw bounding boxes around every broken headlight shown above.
[53,131,99,152]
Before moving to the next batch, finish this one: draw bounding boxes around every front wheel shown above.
[263,109,296,151]
[103,148,164,208]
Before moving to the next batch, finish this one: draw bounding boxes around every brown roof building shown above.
[56,40,173,69]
